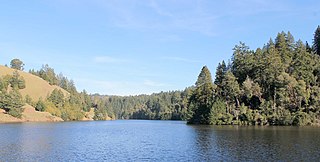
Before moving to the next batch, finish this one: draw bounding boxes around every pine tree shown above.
[261,40,284,99]
[35,98,46,112]
[0,90,25,118]
[290,40,315,85]
[306,41,312,53]
[275,31,293,69]
[48,89,65,107]
[313,25,320,55]
[221,71,240,110]
[10,58,24,71]
[232,42,253,84]
[187,66,214,124]
[214,61,227,95]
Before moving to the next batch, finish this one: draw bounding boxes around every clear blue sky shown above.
[0,0,319,95]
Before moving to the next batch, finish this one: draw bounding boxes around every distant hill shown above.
[0,65,68,101]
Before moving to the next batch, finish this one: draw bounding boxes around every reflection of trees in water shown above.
[189,125,223,161]
[188,126,320,161]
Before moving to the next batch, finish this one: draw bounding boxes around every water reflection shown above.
[188,125,215,161]
[1,121,320,161]
[189,125,320,161]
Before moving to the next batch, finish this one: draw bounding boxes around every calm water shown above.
[0,120,319,161]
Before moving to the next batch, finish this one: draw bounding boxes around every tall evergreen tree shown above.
[232,42,253,84]
[275,31,292,69]
[306,41,312,53]
[313,25,320,55]
[187,66,214,124]
[290,40,315,85]
[0,90,24,118]
[221,71,240,110]
[214,61,227,95]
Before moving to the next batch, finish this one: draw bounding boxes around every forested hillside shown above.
[91,89,192,120]
[187,26,320,126]
[0,61,93,121]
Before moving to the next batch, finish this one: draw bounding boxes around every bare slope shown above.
[0,65,69,101]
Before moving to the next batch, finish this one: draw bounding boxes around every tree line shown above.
[91,89,192,120]
[187,26,320,126]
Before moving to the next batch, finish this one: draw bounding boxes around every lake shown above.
[0,120,319,161]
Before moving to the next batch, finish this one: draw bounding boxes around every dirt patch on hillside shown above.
[0,104,63,123]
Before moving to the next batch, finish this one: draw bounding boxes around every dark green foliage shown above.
[9,71,26,90]
[91,88,192,120]
[290,40,315,85]
[187,66,215,124]
[232,42,254,84]
[88,27,320,125]
[27,64,93,121]
[93,106,108,120]
[35,99,46,112]
[0,72,26,118]
[214,61,227,95]
[313,25,320,55]
[306,41,312,53]
[29,65,77,93]
[187,27,320,126]
[221,71,240,108]
[29,64,58,85]
[0,90,24,118]
[80,90,92,112]
[275,31,293,68]
[48,89,64,107]
[209,99,229,125]
[292,111,312,126]
[10,58,24,71]
[1,71,26,91]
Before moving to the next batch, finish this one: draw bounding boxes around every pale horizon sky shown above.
[0,0,319,95]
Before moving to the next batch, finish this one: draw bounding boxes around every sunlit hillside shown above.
[0,65,68,101]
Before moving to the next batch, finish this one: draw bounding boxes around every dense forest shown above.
[187,26,320,126]
[91,89,192,120]
[1,26,320,126]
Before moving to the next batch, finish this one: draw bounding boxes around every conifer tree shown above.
[214,61,227,95]
[313,25,320,55]
[187,66,214,124]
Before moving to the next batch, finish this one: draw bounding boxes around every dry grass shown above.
[0,65,69,101]
[0,109,24,122]
[0,104,63,123]
[21,104,63,122]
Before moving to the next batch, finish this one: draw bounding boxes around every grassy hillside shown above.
[0,104,63,123]
[0,65,68,101]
